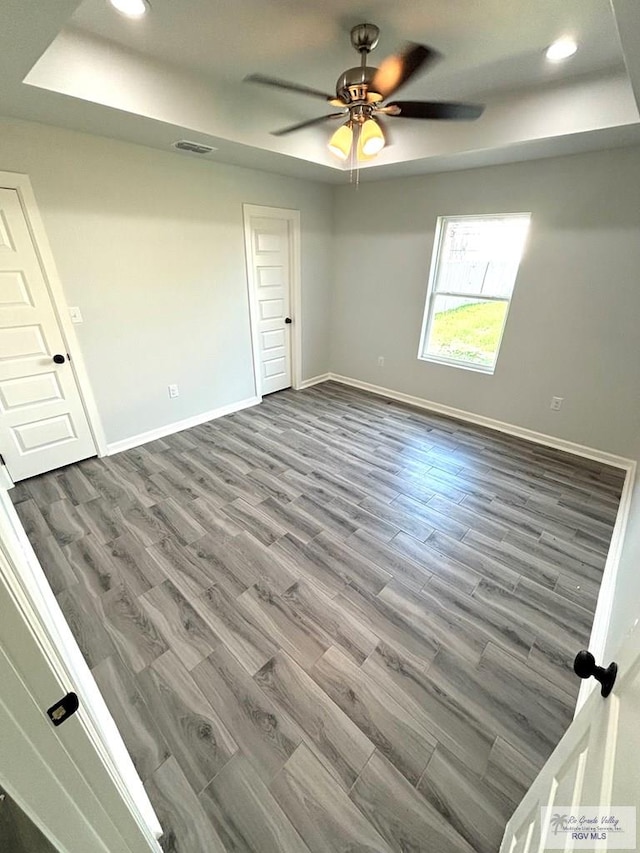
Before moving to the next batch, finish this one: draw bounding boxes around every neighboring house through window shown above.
[418,213,531,372]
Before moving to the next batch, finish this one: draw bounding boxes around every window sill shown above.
[418,354,496,375]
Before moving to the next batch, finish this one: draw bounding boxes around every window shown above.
[418,213,531,373]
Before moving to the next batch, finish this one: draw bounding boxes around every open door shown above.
[0,637,132,853]
[0,488,161,853]
[501,620,640,851]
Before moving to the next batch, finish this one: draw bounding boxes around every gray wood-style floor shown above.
[11,382,624,853]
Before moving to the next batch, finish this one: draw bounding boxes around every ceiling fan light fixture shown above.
[356,136,377,162]
[328,123,353,160]
[545,37,577,62]
[360,118,385,157]
[246,24,479,166]
[108,0,149,18]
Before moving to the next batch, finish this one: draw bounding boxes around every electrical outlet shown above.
[378,356,385,367]
[69,306,83,324]
[168,384,179,399]
[550,396,563,411]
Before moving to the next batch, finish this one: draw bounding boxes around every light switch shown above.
[69,306,83,324]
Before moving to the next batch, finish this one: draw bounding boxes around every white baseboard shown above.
[327,373,634,472]
[297,373,331,390]
[106,396,260,455]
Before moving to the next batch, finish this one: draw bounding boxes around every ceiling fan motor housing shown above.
[336,66,379,104]
[350,23,380,54]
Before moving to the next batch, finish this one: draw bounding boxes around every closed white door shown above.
[244,212,293,395]
[501,621,640,852]
[0,188,95,481]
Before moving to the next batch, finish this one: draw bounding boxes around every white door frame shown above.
[242,204,302,397]
[0,170,107,484]
[0,487,162,850]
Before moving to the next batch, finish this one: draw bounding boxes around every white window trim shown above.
[417,212,530,375]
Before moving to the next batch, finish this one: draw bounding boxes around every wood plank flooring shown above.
[11,382,625,853]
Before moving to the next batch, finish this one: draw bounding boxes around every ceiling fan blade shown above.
[386,100,485,120]
[372,43,440,100]
[245,73,337,102]
[271,113,346,136]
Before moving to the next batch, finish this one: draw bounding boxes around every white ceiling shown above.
[2,0,640,182]
[69,0,622,95]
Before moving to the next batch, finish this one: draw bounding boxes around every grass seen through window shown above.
[427,299,508,367]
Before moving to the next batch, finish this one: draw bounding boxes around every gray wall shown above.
[3,120,637,457]
[331,147,640,459]
[0,118,333,444]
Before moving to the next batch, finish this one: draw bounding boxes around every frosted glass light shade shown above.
[356,126,377,161]
[360,119,385,156]
[109,0,148,18]
[328,124,353,160]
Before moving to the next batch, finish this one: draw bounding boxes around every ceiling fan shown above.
[245,23,484,162]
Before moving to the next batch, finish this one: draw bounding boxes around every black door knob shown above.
[52,354,66,364]
[284,317,292,324]
[573,650,618,697]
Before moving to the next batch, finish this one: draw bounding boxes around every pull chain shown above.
[350,122,361,189]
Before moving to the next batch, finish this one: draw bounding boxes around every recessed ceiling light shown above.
[545,37,578,62]
[108,0,149,19]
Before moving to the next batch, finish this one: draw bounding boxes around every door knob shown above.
[285,317,292,324]
[573,650,618,697]
[52,354,66,364]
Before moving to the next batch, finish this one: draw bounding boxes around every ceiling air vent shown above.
[172,140,217,155]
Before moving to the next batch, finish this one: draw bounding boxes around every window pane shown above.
[435,215,530,298]
[435,258,488,295]
[425,296,508,367]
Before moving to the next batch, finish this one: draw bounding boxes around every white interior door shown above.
[0,494,160,853]
[0,188,95,481]
[245,211,293,395]
[0,641,127,853]
[501,621,640,851]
